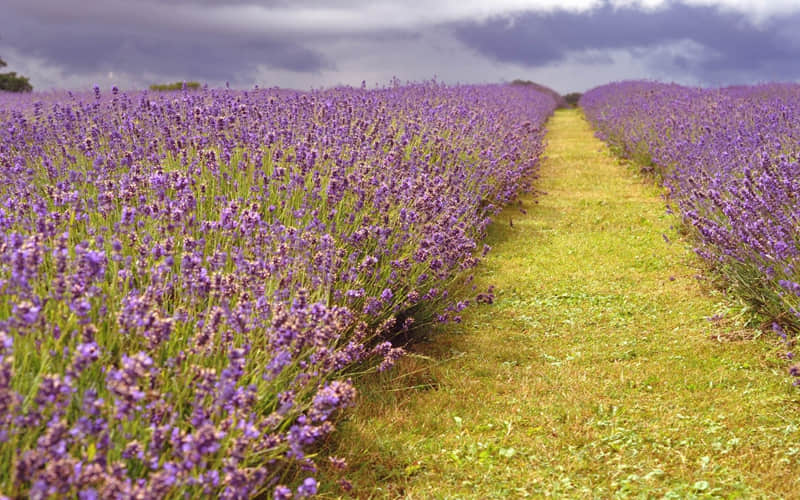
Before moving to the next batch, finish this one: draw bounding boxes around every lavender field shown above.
[582,81,800,381]
[0,83,556,498]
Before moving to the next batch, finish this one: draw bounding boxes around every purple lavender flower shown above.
[71,341,100,374]
[309,380,357,423]
[70,299,92,318]
[274,485,292,500]
[0,81,555,497]
[296,477,317,498]
[583,80,800,386]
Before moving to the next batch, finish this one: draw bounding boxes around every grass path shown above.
[322,109,800,498]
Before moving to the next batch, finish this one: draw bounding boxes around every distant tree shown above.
[563,92,582,108]
[0,55,33,92]
[149,81,202,91]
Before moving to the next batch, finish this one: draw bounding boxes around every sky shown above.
[2,0,800,94]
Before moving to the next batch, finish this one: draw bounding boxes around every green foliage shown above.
[148,81,202,91]
[0,56,33,92]
[563,92,582,107]
[0,72,32,92]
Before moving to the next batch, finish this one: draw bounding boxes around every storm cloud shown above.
[451,2,800,84]
[1,0,332,85]
[1,0,800,92]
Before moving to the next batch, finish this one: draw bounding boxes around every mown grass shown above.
[318,109,800,498]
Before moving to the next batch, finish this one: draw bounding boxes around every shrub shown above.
[148,81,202,91]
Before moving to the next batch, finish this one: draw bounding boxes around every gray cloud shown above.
[450,2,800,84]
[2,0,800,92]
[1,0,333,86]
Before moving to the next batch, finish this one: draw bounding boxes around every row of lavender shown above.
[0,83,556,498]
[581,81,800,380]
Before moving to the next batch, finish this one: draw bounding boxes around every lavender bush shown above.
[581,81,800,382]
[0,82,555,498]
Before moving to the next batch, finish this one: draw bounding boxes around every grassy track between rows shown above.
[320,109,800,498]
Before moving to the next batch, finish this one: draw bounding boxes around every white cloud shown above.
[250,34,724,93]
[251,29,517,89]
[0,45,190,91]
[682,0,800,23]
[491,40,713,92]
